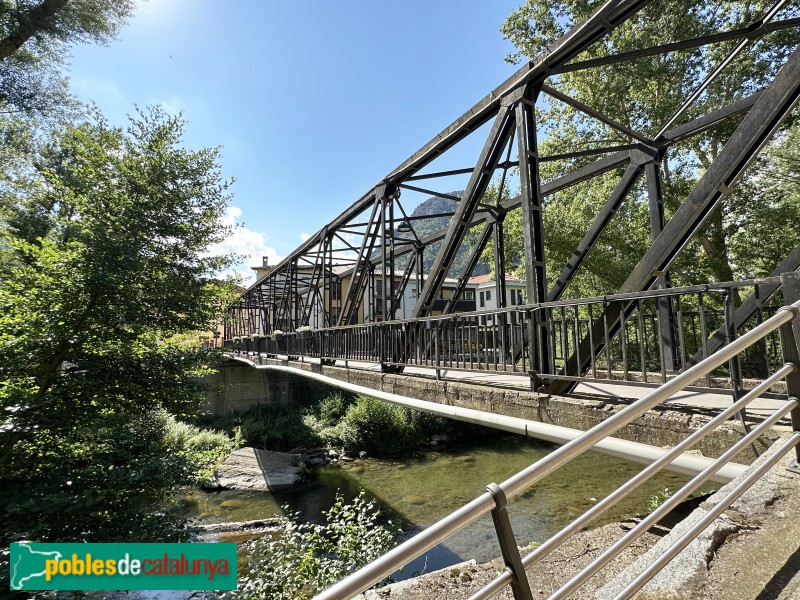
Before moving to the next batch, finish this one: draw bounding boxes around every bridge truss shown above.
[226,0,800,392]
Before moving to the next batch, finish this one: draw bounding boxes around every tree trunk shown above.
[0,0,69,62]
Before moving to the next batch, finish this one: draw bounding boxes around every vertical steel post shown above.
[724,289,756,455]
[646,161,677,373]
[780,272,800,471]
[485,483,533,600]
[388,189,396,322]
[494,215,509,359]
[515,84,550,381]
[380,189,389,323]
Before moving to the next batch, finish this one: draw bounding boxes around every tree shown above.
[498,0,800,297]
[0,0,135,115]
[0,106,237,543]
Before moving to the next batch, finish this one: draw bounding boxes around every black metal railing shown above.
[225,277,789,394]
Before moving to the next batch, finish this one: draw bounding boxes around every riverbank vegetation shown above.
[239,492,399,600]
[199,389,474,457]
[0,2,245,577]
[0,104,241,568]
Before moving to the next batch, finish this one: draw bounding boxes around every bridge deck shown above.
[234,351,789,421]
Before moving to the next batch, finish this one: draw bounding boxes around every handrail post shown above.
[780,272,800,472]
[724,289,755,455]
[485,483,533,600]
[526,308,541,392]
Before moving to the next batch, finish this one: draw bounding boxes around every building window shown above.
[486,290,492,301]
[465,290,475,300]
[479,292,485,307]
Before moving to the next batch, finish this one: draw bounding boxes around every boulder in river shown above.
[215,447,303,491]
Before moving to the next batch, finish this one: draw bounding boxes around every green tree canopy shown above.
[0,107,238,543]
[0,0,135,115]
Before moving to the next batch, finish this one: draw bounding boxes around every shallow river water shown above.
[181,435,712,576]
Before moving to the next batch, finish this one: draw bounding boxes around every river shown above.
[181,434,710,577]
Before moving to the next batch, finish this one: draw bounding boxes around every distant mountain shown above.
[400,192,490,277]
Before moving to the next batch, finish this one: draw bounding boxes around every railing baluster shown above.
[621,300,629,381]
[638,299,647,383]
[676,296,687,372]
[588,303,597,380]
[699,292,711,387]
[603,300,612,380]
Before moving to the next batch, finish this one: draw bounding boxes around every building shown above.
[336,268,478,323]
[468,273,527,310]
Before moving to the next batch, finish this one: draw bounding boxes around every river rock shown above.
[219,499,246,509]
[215,447,302,491]
[404,495,426,505]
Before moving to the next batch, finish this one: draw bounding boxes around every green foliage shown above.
[315,392,352,428]
[307,394,457,455]
[495,0,800,296]
[0,0,135,116]
[196,391,466,457]
[0,106,236,458]
[239,404,320,450]
[205,403,321,451]
[2,409,194,545]
[648,487,672,512]
[0,406,236,584]
[162,413,239,484]
[0,106,238,559]
[239,491,399,600]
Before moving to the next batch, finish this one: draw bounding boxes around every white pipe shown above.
[227,356,746,483]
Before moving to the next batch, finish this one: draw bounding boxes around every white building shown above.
[468,273,527,310]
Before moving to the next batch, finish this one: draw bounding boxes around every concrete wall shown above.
[210,357,778,463]
[204,361,337,416]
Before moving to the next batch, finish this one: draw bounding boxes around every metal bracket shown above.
[486,483,534,600]
[786,460,800,475]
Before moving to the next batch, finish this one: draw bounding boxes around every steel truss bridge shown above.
[226,0,800,396]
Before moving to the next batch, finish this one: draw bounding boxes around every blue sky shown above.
[68,0,523,281]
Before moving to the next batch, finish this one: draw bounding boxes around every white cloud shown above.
[156,96,184,115]
[207,206,282,285]
[300,232,311,242]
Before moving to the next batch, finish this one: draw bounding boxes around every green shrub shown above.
[306,395,457,455]
[240,491,398,600]
[316,392,351,427]
[162,412,238,484]
[231,404,320,450]
[1,408,199,546]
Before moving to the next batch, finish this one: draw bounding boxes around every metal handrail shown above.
[615,432,800,599]
[313,300,800,600]
[468,362,797,599]
[228,277,790,390]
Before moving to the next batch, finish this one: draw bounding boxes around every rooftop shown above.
[468,273,522,285]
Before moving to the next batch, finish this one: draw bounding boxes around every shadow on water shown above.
[181,434,715,579]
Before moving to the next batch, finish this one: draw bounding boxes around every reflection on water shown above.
[180,435,713,576]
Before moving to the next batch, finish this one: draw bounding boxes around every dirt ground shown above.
[357,520,666,600]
